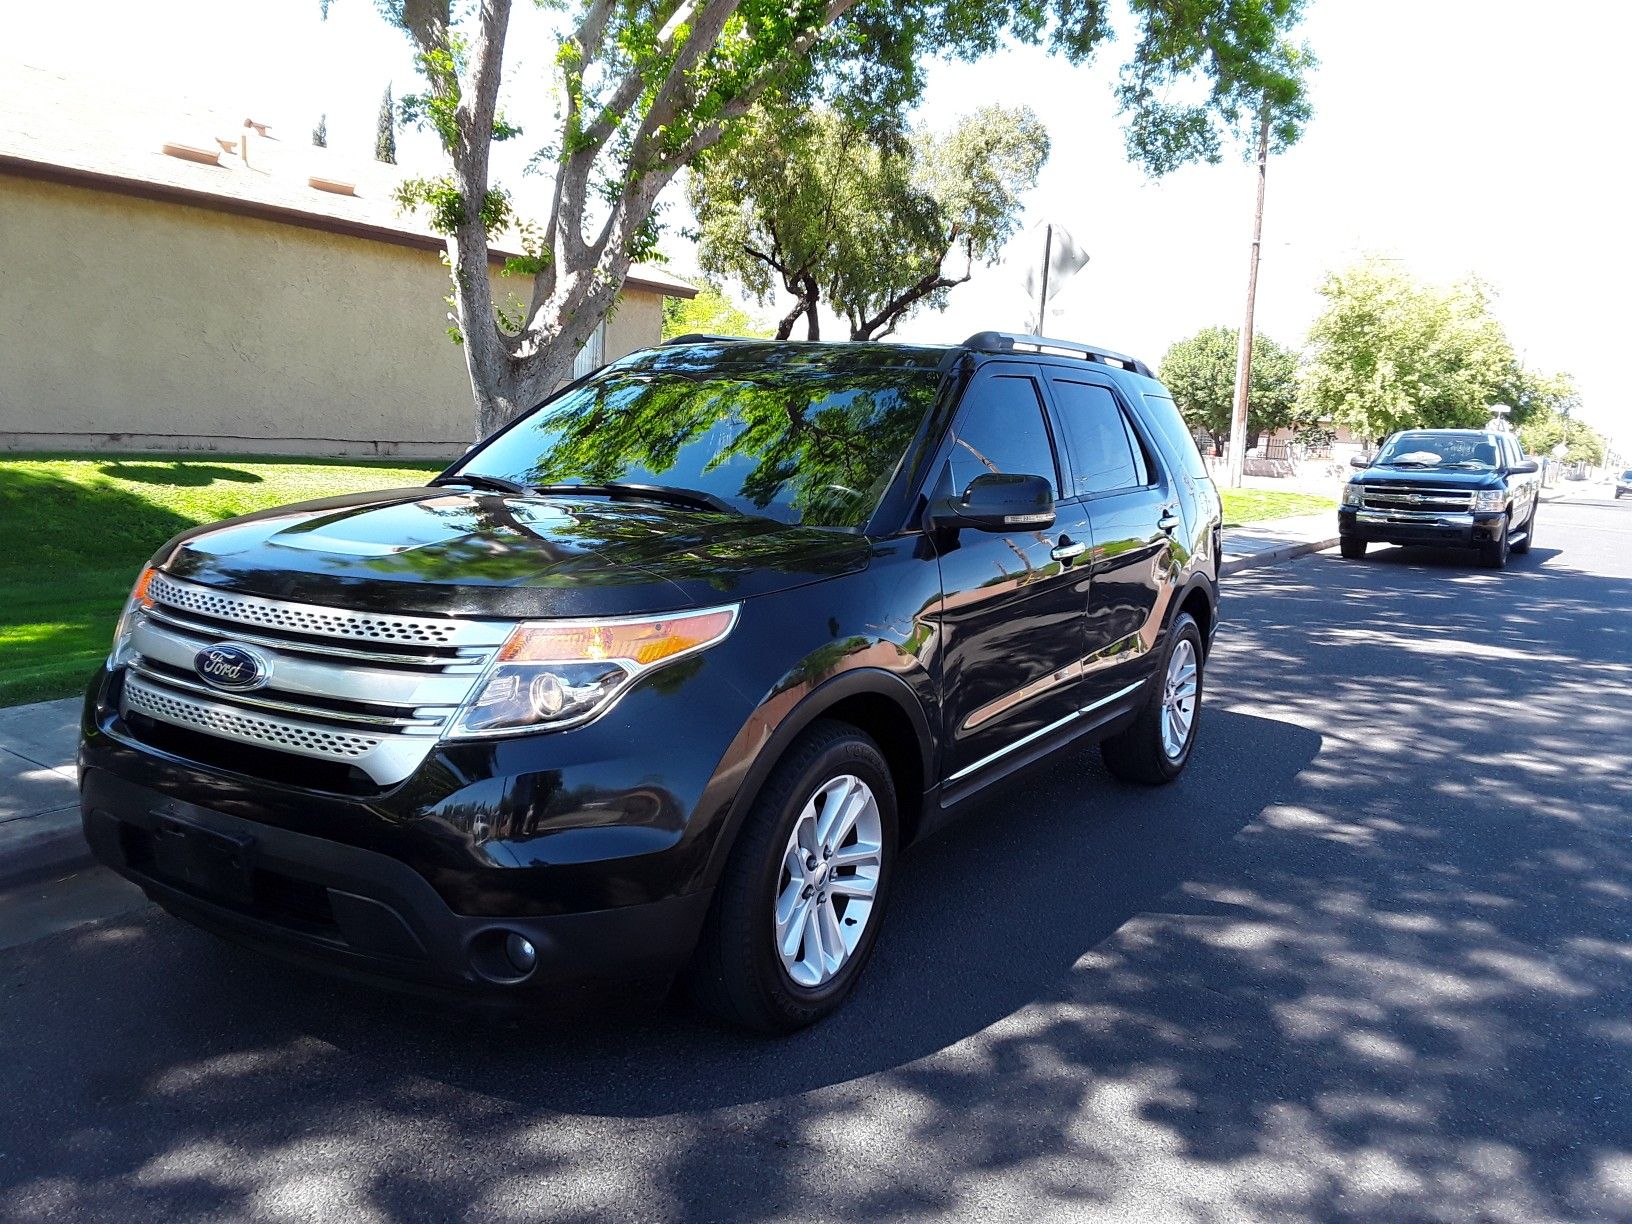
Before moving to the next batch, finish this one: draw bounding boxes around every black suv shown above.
[79,333,1221,1032]
[1339,428,1541,568]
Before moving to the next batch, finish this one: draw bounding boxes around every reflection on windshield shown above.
[1377,433,1501,468]
[455,365,942,530]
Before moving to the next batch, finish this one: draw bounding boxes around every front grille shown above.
[147,574,466,644]
[1360,482,1475,514]
[125,675,382,759]
[119,574,513,786]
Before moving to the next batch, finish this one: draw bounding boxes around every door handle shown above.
[1157,504,1181,534]
[1050,539,1087,562]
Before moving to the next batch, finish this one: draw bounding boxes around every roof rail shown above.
[962,331,1154,378]
[662,333,754,346]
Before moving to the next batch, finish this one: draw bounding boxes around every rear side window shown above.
[1140,392,1210,482]
[1048,379,1145,497]
[946,373,1060,495]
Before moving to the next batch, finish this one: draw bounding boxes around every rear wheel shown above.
[1101,611,1204,785]
[1339,536,1368,560]
[1480,516,1511,569]
[688,721,896,1033]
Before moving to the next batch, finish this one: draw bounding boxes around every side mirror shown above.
[934,472,1056,533]
[1349,453,1371,469]
[1509,460,1539,474]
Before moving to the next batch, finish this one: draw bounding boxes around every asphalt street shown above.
[2,490,1629,1222]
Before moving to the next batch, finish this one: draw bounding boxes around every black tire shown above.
[1100,611,1204,785]
[1339,536,1368,560]
[1511,506,1534,554]
[1480,516,1510,569]
[688,720,898,1033]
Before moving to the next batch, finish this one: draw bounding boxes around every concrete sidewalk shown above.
[0,510,1347,887]
[0,697,84,886]
[1220,511,1338,577]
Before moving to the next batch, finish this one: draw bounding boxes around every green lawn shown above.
[0,454,444,707]
[1219,488,1336,528]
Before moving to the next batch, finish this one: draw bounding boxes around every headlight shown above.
[108,566,157,667]
[447,604,740,737]
[1341,482,1364,507]
[1471,489,1506,512]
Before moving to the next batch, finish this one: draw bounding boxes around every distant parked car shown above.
[1616,468,1632,499]
[1339,429,1541,568]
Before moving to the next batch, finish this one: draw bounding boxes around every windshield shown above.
[450,362,942,530]
[1375,432,1502,469]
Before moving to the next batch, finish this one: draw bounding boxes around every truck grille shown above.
[119,574,512,786]
[1360,482,1475,514]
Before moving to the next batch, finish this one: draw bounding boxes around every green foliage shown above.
[394,175,512,236]
[1518,380,1607,466]
[690,104,1047,339]
[661,284,769,340]
[0,455,442,706]
[376,84,398,164]
[1118,3,1315,174]
[1158,325,1304,445]
[311,113,327,148]
[1302,258,1522,439]
[1219,487,1335,527]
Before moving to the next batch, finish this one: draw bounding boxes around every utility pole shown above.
[1224,105,1272,490]
[1035,224,1053,335]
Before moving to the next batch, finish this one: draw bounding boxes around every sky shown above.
[7,0,1627,447]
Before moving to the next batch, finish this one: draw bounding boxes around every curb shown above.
[0,808,90,889]
[1221,536,1340,577]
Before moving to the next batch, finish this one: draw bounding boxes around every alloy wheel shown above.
[1160,638,1199,759]
[772,773,883,988]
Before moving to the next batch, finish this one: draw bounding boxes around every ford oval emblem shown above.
[193,643,271,691]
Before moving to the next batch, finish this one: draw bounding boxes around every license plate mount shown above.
[151,815,255,906]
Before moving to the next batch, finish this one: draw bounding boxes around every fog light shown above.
[504,933,538,975]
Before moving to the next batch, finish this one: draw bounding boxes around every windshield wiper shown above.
[529,482,741,515]
[428,472,534,495]
[1438,461,1491,469]
[1380,459,1434,468]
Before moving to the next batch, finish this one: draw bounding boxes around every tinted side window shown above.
[947,374,1059,495]
[1141,392,1210,481]
[1049,379,1143,496]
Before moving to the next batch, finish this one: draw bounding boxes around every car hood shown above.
[159,488,870,618]
[1352,466,1503,489]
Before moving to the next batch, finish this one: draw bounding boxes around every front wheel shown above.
[1480,516,1511,569]
[688,721,897,1033]
[1101,611,1204,785]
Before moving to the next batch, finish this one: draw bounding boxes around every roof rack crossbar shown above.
[962,331,1153,378]
[662,333,754,346]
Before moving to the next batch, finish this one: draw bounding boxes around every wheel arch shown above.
[700,668,935,892]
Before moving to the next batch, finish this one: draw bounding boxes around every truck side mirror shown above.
[1349,453,1371,469]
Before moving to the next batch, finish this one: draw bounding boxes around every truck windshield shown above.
[449,363,943,530]
[1375,433,1500,469]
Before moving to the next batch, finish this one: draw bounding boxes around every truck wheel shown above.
[1480,517,1511,569]
[1339,537,1367,560]
[1101,611,1204,785]
[1512,508,1535,554]
[688,721,897,1033]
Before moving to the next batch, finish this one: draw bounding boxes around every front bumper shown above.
[82,767,712,994]
[1338,507,1507,548]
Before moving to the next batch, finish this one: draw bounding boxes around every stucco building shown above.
[0,63,694,459]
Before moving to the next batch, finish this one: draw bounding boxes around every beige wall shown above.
[0,176,668,459]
